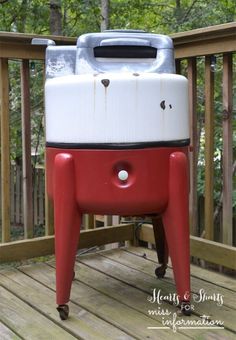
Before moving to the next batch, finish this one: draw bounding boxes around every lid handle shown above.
[100,38,150,47]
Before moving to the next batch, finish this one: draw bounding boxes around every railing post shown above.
[204,56,215,240]
[21,59,33,239]
[188,57,198,236]
[222,53,233,245]
[84,214,95,229]
[0,58,11,242]
[45,194,54,235]
[175,59,181,74]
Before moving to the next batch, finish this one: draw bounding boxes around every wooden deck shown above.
[0,246,235,340]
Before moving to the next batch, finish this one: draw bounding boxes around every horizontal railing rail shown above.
[0,22,235,268]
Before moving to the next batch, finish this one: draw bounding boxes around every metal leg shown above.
[162,151,191,315]
[152,216,168,278]
[53,153,81,320]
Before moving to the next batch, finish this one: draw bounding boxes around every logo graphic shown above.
[147,288,224,333]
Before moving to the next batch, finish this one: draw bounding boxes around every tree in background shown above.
[0,0,235,36]
[50,0,62,35]
[101,0,109,31]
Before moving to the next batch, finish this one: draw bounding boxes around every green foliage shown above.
[29,61,45,165]
[8,60,45,166]
[9,61,22,164]
[0,0,50,33]
[0,0,235,36]
[109,0,236,33]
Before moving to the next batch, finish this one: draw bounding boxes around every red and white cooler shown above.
[42,31,191,319]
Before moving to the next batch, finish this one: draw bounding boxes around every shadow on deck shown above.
[0,246,235,339]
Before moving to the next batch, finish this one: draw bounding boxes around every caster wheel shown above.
[57,304,69,320]
[155,265,166,278]
[180,301,191,316]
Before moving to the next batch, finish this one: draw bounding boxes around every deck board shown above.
[0,321,21,340]
[0,246,235,340]
[22,262,177,340]
[0,266,131,340]
[126,246,236,291]
[0,284,76,339]
[100,248,236,310]
[78,251,236,336]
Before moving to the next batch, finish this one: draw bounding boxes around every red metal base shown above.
[46,147,190,306]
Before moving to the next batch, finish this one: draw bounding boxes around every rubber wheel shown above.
[57,304,69,320]
[181,301,191,316]
[72,271,75,280]
[155,265,166,278]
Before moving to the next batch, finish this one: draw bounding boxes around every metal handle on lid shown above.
[100,38,151,47]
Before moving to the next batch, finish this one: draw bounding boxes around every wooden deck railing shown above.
[172,23,236,245]
[0,23,235,269]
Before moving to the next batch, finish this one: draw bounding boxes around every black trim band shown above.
[46,139,190,150]
[94,45,157,59]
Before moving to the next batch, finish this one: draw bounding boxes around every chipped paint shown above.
[160,100,166,110]
[101,79,110,88]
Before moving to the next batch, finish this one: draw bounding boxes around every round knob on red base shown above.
[118,170,128,181]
